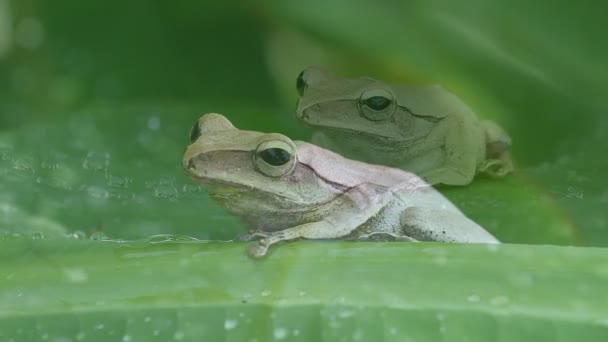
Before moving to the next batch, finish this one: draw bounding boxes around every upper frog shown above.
[183,113,498,258]
[295,67,513,186]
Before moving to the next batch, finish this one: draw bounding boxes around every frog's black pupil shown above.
[190,122,201,143]
[296,71,307,96]
[364,96,391,111]
[259,148,291,166]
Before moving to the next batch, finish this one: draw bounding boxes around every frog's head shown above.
[295,67,438,144]
[183,113,339,216]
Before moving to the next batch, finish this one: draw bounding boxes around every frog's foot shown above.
[420,167,473,186]
[237,230,270,241]
[479,155,513,178]
[246,230,295,258]
[353,232,417,242]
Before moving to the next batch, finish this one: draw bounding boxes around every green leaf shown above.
[1,239,608,341]
[266,0,608,246]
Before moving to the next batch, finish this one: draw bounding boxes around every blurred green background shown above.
[2,1,608,341]
[1,0,606,245]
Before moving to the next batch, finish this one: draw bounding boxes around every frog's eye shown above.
[359,89,396,121]
[189,120,201,143]
[254,139,296,177]
[296,70,307,96]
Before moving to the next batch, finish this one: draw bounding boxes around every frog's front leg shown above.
[420,116,484,186]
[479,120,513,178]
[247,219,349,258]
[400,206,500,243]
[247,183,390,258]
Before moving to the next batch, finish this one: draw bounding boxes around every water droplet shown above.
[106,175,131,188]
[389,327,398,335]
[489,295,509,306]
[30,232,45,239]
[292,329,300,336]
[66,231,87,239]
[224,319,237,330]
[76,332,86,341]
[122,335,132,342]
[90,231,109,241]
[298,290,306,297]
[261,289,272,297]
[273,327,288,340]
[486,244,500,252]
[63,268,88,283]
[509,272,534,287]
[15,17,45,49]
[144,316,151,323]
[242,293,252,302]
[95,324,104,330]
[173,331,185,340]
[467,294,480,303]
[338,308,355,318]
[153,184,178,199]
[85,185,109,199]
[352,328,363,341]
[82,151,110,171]
[147,116,161,131]
[182,184,202,193]
[434,255,448,265]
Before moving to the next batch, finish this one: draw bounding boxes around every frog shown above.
[295,67,513,186]
[182,113,499,258]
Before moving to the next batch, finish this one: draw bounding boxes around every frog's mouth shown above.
[185,173,303,204]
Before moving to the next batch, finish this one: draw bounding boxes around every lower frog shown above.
[295,67,513,186]
[183,113,499,258]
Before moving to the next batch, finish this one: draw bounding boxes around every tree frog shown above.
[295,67,513,186]
[183,113,499,258]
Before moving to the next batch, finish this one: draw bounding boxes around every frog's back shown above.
[392,84,479,122]
[296,141,426,188]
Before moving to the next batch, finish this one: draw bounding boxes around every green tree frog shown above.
[183,113,499,258]
[295,67,513,186]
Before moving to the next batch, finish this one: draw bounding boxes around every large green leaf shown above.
[1,238,608,341]
[1,1,607,341]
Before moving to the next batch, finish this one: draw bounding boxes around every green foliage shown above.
[2,239,608,341]
[1,0,607,340]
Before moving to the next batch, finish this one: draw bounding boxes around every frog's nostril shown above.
[187,159,196,170]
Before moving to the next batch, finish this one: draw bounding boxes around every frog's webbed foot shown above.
[246,230,299,258]
[419,167,473,186]
[352,232,417,242]
[245,219,351,258]
[479,152,513,178]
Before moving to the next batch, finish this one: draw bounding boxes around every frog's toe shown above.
[238,230,268,241]
[480,159,512,178]
[247,242,269,258]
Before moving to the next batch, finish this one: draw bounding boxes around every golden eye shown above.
[359,88,396,121]
[254,138,296,177]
